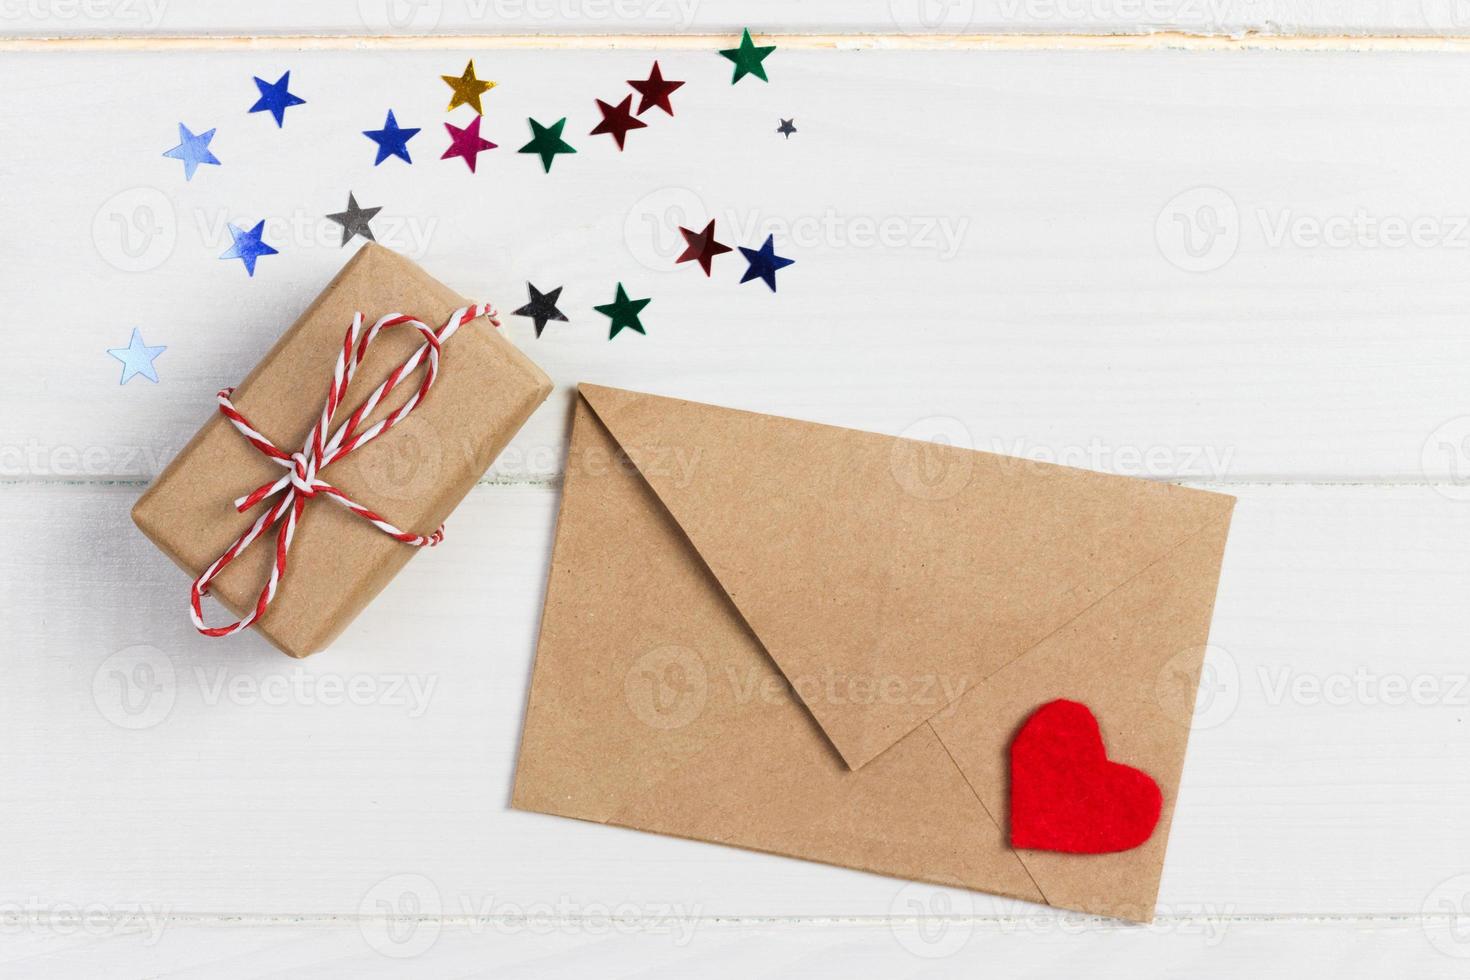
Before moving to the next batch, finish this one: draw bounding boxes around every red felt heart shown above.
[1009,699,1163,854]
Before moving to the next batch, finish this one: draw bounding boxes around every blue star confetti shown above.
[162,123,220,180]
[249,71,306,127]
[220,220,279,276]
[107,328,166,384]
[738,234,795,291]
[363,110,421,165]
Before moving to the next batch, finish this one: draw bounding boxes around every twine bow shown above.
[189,304,498,637]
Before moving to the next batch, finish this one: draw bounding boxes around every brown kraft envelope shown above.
[512,384,1235,923]
[133,244,552,657]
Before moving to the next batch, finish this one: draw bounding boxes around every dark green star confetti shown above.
[512,282,568,338]
[517,117,577,173]
[719,28,775,84]
[594,283,651,339]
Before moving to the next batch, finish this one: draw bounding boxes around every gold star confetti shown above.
[441,59,495,114]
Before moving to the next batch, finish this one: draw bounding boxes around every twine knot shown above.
[187,303,500,638]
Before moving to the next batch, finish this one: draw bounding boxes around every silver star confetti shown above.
[325,192,382,247]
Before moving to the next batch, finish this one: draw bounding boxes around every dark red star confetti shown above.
[627,60,685,116]
[589,95,648,150]
[676,219,733,276]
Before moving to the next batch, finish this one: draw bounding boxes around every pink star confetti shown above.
[441,115,497,172]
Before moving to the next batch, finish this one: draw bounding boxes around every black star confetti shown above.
[777,118,796,139]
[325,192,382,246]
[512,282,569,338]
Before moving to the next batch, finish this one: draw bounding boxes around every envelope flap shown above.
[578,383,1235,770]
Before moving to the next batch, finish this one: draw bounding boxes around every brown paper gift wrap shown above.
[132,244,553,657]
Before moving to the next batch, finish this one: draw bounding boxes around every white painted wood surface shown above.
[5,35,1470,979]
[7,1,1470,39]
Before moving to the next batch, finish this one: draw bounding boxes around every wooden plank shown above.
[4,916,1467,978]
[2,1,1470,40]
[3,481,1469,918]
[6,49,1470,485]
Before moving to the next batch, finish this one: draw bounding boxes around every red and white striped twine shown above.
[189,303,500,638]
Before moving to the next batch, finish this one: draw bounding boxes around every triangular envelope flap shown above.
[928,513,1234,922]
[578,384,1235,771]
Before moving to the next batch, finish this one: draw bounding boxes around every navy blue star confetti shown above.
[738,234,795,291]
[776,118,796,139]
[363,110,421,165]
[162,123,220,180]
[220,220,278,276]
[512,282,569,338]
[249,71,306,127]
[107,328,166,384]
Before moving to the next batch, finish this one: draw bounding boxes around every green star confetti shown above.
[594,283,651,339]
[518,117,577,172]
[719,28,775,84]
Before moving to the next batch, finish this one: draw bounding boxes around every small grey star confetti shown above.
[325,192,382,247]
[776,118,796,139]
[512,282,569,338]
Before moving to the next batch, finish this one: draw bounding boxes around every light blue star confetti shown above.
[249,70,306,127]
[107,328,166,384]
[219,220,279,276]
[162,123,220,181]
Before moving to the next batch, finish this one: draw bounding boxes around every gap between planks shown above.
[0,477,1464,490]
[12,32,1470,53]
[0,911,1464,928]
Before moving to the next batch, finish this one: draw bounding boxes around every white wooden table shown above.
[6,7,1470,976]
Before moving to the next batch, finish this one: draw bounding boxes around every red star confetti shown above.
[442,115,497,172]
[676,219,732,276]
[590,95,647,150]
[628,61,685,116]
